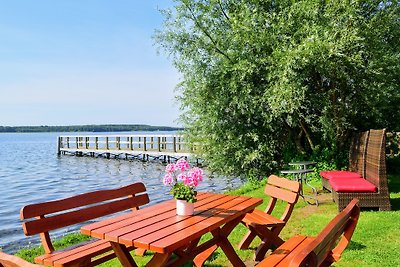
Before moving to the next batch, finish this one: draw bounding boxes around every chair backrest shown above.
[348,131,369,177]
[0,252,43,267]
[364,129,387,192]
[289,198,360,267]
[20,182,149,253]
[264,175,301,222]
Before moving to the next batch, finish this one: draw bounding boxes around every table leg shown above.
[301,173,319,206]
[218,236,246,267]
[135,248,146,256]
[194,216,246,267]
[110,242,138,267]
[146,253,172,267]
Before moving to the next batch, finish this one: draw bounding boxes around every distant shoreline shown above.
[0,124,184,133]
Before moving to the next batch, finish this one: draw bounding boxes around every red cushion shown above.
[329,178,377,192]
[320,170,362,180]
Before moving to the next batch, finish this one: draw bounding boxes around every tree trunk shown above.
[300,119,315,151]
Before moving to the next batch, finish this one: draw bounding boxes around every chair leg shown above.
[252,225,285,262]
[254,239,272,262]
[238,230,257,250]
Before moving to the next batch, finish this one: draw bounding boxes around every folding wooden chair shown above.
[239,175,301,261]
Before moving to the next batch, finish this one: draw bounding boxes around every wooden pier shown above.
[57,134,193,162]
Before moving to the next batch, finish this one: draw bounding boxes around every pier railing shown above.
[57,134,192,161]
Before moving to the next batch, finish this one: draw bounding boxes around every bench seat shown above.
[330,178,377,193]
[34,239,127,267]
[256,235,315,266]
[320,170,362,180]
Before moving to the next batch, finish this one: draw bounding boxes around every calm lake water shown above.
[0,132,244,253]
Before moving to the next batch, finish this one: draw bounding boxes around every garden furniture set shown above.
[5,139,379,267]
[1,184,360,267]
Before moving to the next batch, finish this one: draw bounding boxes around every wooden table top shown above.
[81,192,262,254]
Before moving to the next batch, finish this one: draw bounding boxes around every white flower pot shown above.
[176,199,194,216]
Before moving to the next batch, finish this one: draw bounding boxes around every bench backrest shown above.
[264,175,301,222]
[289,198,360,266]
[348,131,369,177]
[364,129,388,192]
[20,182,149,253]
[0,252,42,267]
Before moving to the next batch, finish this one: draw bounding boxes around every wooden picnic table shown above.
[81,192,263,267]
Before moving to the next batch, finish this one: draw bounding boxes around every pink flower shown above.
[184,176,199,187]
[165,163,176,173]
[175,159,190,172]
[163,173,173,185]
[177,173,187,181]
[189,167,203,183]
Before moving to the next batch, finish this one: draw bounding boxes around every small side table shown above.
[281,165,318,206]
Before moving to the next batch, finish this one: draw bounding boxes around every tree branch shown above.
[218,0,231,21]
[184,2,233,63]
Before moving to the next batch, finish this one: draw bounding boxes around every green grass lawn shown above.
[15,173,400,266]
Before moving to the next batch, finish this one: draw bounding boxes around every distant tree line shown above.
[0,124,183,133]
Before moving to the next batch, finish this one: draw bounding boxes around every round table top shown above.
[288,161,316,166]
[280,169,314,174]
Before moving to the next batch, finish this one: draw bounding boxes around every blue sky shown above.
[0,0,181,127]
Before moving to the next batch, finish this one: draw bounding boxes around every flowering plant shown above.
[163,159,203,203]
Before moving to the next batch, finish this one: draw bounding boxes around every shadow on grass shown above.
[347,240,367,251]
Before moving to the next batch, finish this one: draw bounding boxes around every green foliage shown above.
[170,182,198,203]
[157,0,400,178]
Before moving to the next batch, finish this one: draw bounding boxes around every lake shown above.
[0,132,244,253]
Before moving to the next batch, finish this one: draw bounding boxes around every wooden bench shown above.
[20,182,149,267]
[0,251,43,267]
[257,198,360,266]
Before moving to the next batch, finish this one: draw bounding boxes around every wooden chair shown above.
[0,251,43,267]
[256,198,360,266]
[332,129,391,211]
[239,175,301,261]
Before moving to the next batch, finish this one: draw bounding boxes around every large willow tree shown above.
[156,0,400,178]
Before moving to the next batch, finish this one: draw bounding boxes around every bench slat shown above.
[256,235,312,266]
[21,183,147,219]
[23,194,149,236]
[0,252,42,267]
[267,175,301,193]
